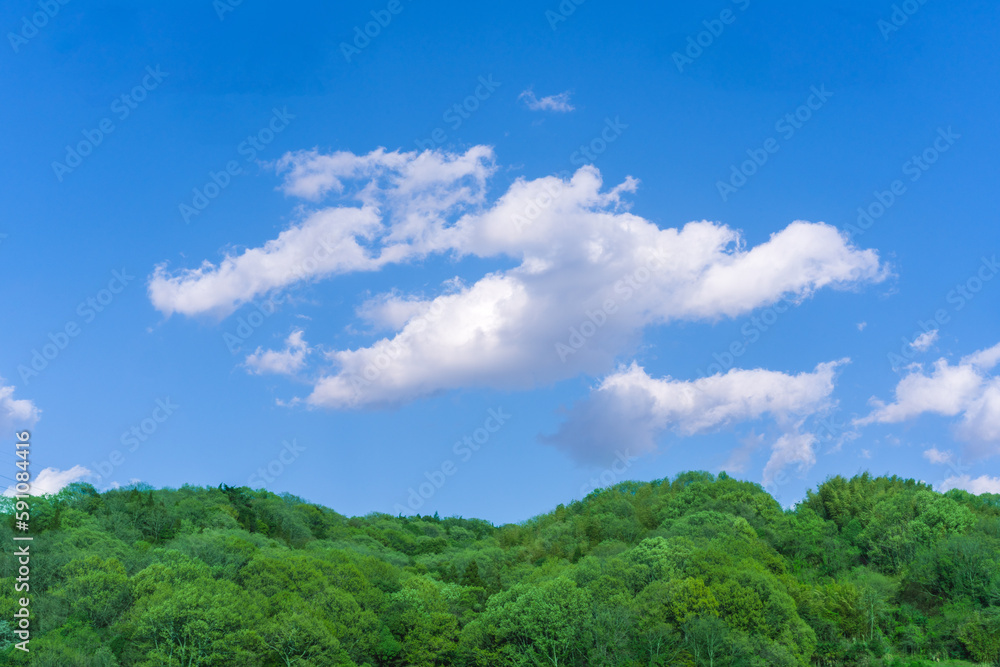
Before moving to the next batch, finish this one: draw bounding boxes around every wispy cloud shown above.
[910,329,938,352]
[519,88,575,112]
[148,146,496,318]
[4,465,91,497]
[246,330,310,375]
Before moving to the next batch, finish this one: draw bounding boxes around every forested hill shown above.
[2,472,999,667]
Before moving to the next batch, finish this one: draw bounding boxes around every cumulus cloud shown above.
[857,342,1000,457]
[910,329,939,352]
[306,169,883,409]
[519,88,575,112]
[246,330,310,375]
[4,465,91,497]
[939,474,1000,495]
[0,380,39,432]
[148,146,886,416]
[546,360,845,480]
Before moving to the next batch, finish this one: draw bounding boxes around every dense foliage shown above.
[2,471,999,666]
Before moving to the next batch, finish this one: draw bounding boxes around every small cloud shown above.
[519,88,575,113]
[923,447,953,464]
[910,329,938,352]
[245,330,310,376]
[856,322,867,331]
[860,449,872,459]
[1,380,40,431]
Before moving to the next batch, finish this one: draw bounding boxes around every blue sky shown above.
[1,0,998,523]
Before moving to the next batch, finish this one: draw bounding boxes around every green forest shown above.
[2,471,999,666]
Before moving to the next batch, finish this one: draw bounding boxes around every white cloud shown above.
[4,465,91,497]
[307,169,883,409]
[519,89,575,112]
[939,474,1000,495]
[910,329,939,352]
[148,147,887,413]
[858,341,1000,457]
[0,380,39,432]
[148,146,496,318]
[923,447,953,464]
[246,330,310,375]
[857,322,867,331]
[764,431,820,489]
[149,206,382,318]
[964,343,1000,370]
[547,360,845,483]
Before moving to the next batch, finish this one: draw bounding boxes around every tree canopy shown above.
[3,472,999,666]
